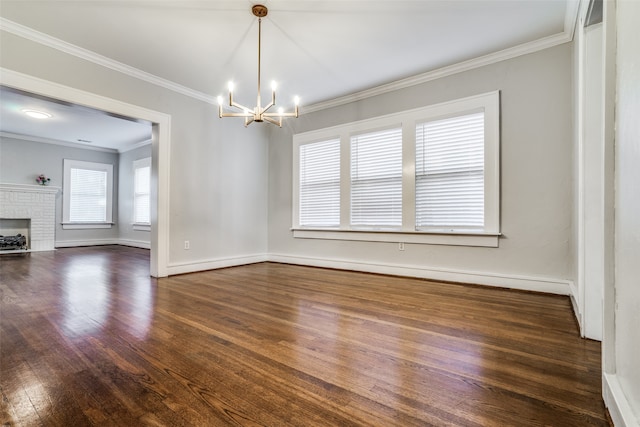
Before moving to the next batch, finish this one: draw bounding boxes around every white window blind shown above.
[299,139,341,227]
[351,127,402,227]
[63,160,114,229]
[416,112,484,229]
[69,168,108,222]
[133,158,151,224]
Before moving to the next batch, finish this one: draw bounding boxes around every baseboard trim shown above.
[603,373,639,427]
[118,239,151,249]
[55,238,150,249]
[55,239,120,248]
[47,245,574,295]
[167,254,268,276]
[568,280,583,336]
[268,253,573,295]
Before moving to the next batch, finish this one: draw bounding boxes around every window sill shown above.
[292,228,500,247]
[133,223,151,232]
[62,222,114,230]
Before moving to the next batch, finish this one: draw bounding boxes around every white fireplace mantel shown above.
[0,183,61,194]
[0,183,60,251]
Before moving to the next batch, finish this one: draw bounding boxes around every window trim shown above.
[292,91,500,247]
[62,159,114,229]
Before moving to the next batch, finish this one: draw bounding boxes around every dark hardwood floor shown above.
[1,246,609,426]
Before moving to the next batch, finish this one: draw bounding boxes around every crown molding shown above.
[119,138,152,154]
[0,131,148,153]
[0,131,118,153]
[0,18,217,105]
[2,4,580,115]
[303,31,573,113]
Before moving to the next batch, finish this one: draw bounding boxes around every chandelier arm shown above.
[262,87,276,112]
[263,89,276,112]
[228,91,252,112]
[220,111,254,118]
[263,116,282,127]
[262,101,275,113]
[231,101,252,111]
[263,110,299,118]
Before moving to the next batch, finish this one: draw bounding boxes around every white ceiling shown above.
[0,86,152,152]
[0,0,575,150]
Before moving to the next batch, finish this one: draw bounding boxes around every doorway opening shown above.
[0,69,171,276]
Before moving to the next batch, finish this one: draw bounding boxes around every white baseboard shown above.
[267,253,573,295]
[167,254,268,276]
[604,373,639,427]
[55,239,120,248]
[55,238,150,249]
[48,244,574,296]
[118,239,150,249]
[568,280,583,336]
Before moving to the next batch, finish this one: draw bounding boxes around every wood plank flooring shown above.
[1,246,609,426]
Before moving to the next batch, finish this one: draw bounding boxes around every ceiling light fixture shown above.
[217,4,299,127]
[22,109,52,119]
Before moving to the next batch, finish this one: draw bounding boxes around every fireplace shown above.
[0,183,59,252]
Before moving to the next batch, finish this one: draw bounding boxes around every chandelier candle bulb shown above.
[217,96,224,118]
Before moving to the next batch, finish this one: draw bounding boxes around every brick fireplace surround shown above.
[0,183,59,252]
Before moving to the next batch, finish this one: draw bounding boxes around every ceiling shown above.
[0,0,576,150]
[0,86,152,152]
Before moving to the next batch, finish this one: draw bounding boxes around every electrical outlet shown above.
[184,240,190,250]
[399,242,405,251]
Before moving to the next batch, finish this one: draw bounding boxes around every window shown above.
[133,157,151,228]
[293,91,500,247]
[351,128,402,228]
[416,112,484,230]
[63,159,114,229]
[299,139,340,227]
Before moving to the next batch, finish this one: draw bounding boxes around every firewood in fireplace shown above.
[0,234,28,250]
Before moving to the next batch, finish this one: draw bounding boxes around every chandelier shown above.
[217,4,299,127]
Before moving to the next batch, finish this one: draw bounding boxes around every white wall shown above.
[268,44,574,293]
[604,1,640,425]
[0,28,269,273]
[582,24,605,340]
[0,135,120,244]
[118,144,152,248]
[573,5,608,340]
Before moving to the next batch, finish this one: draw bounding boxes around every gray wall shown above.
[118,144,152,246]
[0,29,269,268]
[2,24,574,287]
[268,43,574,287]
[0,135,120,243]
[0,137,154,247]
